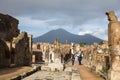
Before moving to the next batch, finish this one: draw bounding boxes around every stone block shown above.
[64,67,72,72]
[71,68,81,80]
[95,63,103,72]
[48,63,63,71]
[41,65,51,71]
[108,70,120,80]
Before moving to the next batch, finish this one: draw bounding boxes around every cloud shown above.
[78,19,108,40]
[0,0,120,26]
[78,28,107,40]
[78,31,92,35]
[18,17,48,27]
[93,28,108,40]
[0,0,120,40]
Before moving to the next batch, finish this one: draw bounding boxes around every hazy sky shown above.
[0,0,120,40]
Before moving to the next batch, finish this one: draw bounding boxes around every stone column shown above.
[49,50,54,63]
[32,55,35,63]
[106,11,120,80]
[28,34,33,52]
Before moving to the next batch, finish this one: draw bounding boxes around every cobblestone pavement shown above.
[0,59,104,80]
[23,71,72,80]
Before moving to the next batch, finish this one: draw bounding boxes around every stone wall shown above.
[12,32,31,66]
[32,51,43,63]
[0,13,19,41]
[0,13,32,68]
[32,42,71,63]
[81,42,109,73]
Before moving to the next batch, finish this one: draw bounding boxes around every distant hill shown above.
[33,28,103,45]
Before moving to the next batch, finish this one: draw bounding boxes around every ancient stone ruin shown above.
[81,41,109,73]
[12,32,32,66]
[0,13,19,41]
[32,38,72,71]
[106,11,120,80]
[0,13,32,68]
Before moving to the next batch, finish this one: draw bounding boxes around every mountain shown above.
[33,28,103,45]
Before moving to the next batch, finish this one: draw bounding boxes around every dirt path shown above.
[75,65,104,80]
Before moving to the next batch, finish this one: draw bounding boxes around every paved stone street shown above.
[0,58,105,80]
[23,71,72,80]
[22,59,103,80]
[23,64,81,80]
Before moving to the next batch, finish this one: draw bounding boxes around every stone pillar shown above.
[32,55,35,63]
[28,34,32,64]
[28,34,33,52]
[71,43,74,54]
[106,11,120,80]
[42,51,45,62]
[49,50,54,63]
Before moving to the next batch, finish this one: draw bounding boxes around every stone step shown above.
[41,65,51,71]
[71,68,81,80]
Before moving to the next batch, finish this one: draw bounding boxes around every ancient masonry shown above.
[32,38,73,71]
[2,11,120,80]
[106,11,120,80]
[80,41,109,73]
[0,13,32,67]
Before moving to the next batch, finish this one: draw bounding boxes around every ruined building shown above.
[12,32,32,66]
[0,13,32,67]
[0,13,19,41]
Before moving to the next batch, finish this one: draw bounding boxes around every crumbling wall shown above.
[0,13,19,41]
[12,32,31,66]
[0,13,32,68]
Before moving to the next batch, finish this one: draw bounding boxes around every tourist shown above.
[71,54,75,65]
[78,51,83,65]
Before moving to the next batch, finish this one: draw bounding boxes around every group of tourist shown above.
[71,50,83,65]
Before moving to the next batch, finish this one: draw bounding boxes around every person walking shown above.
[71,54,75,65]
[78,51,83,65]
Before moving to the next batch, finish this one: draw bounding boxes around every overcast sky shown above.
[0,0,120,40]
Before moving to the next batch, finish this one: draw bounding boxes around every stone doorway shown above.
[105,56,110,70]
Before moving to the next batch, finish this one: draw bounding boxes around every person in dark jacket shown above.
[78,51,83,65]
[71,54,75,65]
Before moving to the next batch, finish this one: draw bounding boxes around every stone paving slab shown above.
[71,68,81,80]
[23,71,71,80]
[0,60,104,80]
[23,66,82,80]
